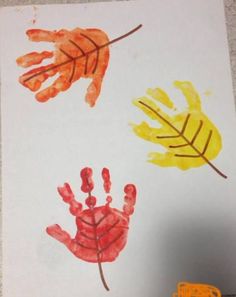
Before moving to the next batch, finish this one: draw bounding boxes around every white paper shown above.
[1,1,236,296]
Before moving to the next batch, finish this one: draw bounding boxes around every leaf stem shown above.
[97,261,110,291]
[138,100,227,179]
[87,187,110,291]
[23,24,143,83]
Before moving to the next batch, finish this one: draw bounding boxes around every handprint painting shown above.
[47,167,137,291]
[2,1,236,297]
[132,81,227,178]
[16,25,142,106]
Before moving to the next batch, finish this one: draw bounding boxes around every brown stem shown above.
[97,261,110,291]
[23,24,142,83]
[138,100,227,179]
[87,187,110,291]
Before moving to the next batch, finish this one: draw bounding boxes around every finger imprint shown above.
[27,29,58,42]
[19,63,58,91]
[16,51,53,68]
[35,75,71,102]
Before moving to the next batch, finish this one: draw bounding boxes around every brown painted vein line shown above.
[84,56,89,75]
[157,134,181,139]
[98,231,124,255]
[59,48,76,82]
[138,101,186,138]
[69,39,86,55]
[59,48,73,60]
[80,33,99,74]
[174,153,200,158]
[80,231,96,241]
[23,24,142,83]
[69,39,88,74]
[98,219,120,240]
[69,60,76,83]
[191,120,203,144]
[90,202,109,291]
[77,216,94,226]
[138,100,227,178]
[169,119,203,149]
[158,113,190,141]
[201,130,213,156]
[76,240,96,250]
[95,212,111,227]
[169,143,188,148]
[181,113,191,134]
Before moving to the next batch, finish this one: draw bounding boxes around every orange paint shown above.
[16,25,142,106]
[173,282,221,297]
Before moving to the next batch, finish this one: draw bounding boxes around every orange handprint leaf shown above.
[16,25,142,106]
[46,167,137,291]
[132,81,227,178]
[172,282,222,297]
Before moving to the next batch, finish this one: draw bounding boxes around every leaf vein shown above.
[98,231,124,255]
[76,240,96,250]
[69,39,88,75]
[78,216,93,226]
[80,231,96,241]
[80,33,99,74]
[23,24,142,83]
[97,219,120,239]
[95,212,112,227]
[138,100,227,178]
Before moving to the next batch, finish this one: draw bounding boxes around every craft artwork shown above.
[46,167,137,291]
[16,25,142,106]
[132,81,227,178]
[172,282,222,297]
[1,1,233,296]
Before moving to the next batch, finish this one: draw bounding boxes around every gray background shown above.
[0,0,236,296]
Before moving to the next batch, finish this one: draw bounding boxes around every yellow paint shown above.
[146,87,174,109]
[132,81,223,172]
[204,90,212,97]
[172,282,221,297]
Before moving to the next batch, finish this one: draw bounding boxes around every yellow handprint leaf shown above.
[132,81,227,179]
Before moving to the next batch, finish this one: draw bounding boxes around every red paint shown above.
[102,168,111,193]
[46,167,137,291]
[80,167,94,193]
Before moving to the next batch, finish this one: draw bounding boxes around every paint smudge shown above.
[31,6,37,25]
[132,81,227,178]
[204,90,212,97]
[173,282,222,297]
[46,167,137,291]
[16,24,142,106]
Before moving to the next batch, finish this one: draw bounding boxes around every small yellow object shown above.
[172,282,221,297]
[204,90,212,97]
[132,81,227,178]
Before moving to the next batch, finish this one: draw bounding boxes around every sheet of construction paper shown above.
[1,1,236,296]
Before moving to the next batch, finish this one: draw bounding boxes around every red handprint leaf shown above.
[46,167,137,291]
[16,25,142,106]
